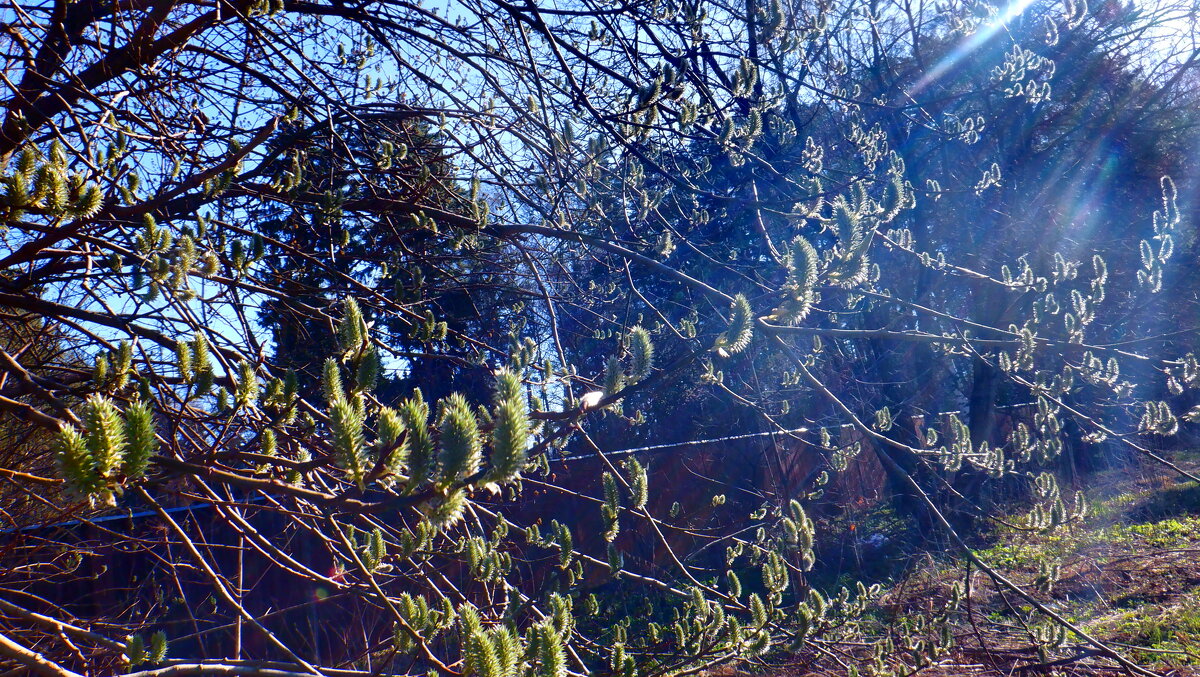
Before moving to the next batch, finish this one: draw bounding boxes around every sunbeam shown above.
[910,0,1040,97]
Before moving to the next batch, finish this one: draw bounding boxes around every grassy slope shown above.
[887,465,1200,674]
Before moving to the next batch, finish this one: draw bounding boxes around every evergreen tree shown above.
[253,114,522,402]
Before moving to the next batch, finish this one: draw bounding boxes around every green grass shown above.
[1092,590,1200,666]
[903,470,1200,669]
[1126,516,1200,547]
[974,484,1200,571]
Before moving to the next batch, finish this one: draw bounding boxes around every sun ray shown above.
[910,0,1040,97]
